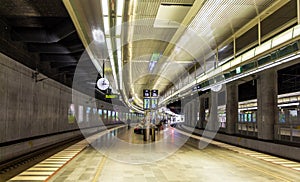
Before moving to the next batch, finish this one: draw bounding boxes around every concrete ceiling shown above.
[0,0,298,108]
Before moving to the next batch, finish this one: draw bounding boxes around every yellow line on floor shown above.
[28,168,59,171]
[21,171,54,175]
[213,151,293,182]
[10,176,48,181]
[92,156,107,182]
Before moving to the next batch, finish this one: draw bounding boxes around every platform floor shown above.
[9,126,300,182]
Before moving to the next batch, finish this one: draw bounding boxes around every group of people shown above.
[126,118,169,131]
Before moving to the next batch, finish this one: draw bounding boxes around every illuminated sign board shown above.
[151,90,158,97]
[105,94,119,99]
[143,89,150,97]
[236,67,241,74]
[151,98,158,109]
[143,98,151,110]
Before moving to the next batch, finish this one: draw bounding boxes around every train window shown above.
[86,107,91,122]
[78,105,84,123]
[116,112,119,121]
[103,110,107,120]
[119,112,124,121]
[253,113,256,122]
[205,109,209,121]
[108,110,111,122]
[289,110,298,123]
[112,111,116,122]
[67,104,75,124]
[98,109,102,122]
[247,113,251,122]
[241,114,244,122]
[93,108,97,115]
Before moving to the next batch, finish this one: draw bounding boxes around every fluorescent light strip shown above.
[211,53,300,91]
[103,16,110,35]
[239,107,257,111]
[278,103,299,107]
[163,24,300,103]
[117,0,124,16]
[116,38,121,50]
[161,53,300,105]
[116,17,122,36]
[106,38,112,50]
[196,24,300,83]
[239,103,300,111]
[102,0,109,16]
[118,58,123,90]
[111,63,119,90]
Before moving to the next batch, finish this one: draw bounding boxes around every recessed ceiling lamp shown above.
[92,29,104,42]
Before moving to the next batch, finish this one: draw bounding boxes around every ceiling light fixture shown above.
[117,0,124,16]
[102,0,109,16]
[103,16,110,34]
[92,29,104,42]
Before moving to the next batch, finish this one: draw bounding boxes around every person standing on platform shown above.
[127,118,131,129]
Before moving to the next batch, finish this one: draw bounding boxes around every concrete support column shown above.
[199,97,205,128]
[257,70,278,140]
[297,0,300,25]
[297,110,300,123]
[195,99,200,128]
[187,103,191,126]
[285,110,290,124]
[186,103,190,126]
[190,101,195,127]
[208,92,218,131]
[226,83,238,134]
[184,105,188,125]
[194,100,198,127]
[189,102,193,126]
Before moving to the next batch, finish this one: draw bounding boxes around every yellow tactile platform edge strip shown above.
[8,125,125,181]
[175,128,300,172]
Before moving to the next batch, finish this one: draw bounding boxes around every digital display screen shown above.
[143,98,150,110]
[151,98,158,109]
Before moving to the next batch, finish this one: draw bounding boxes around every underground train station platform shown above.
[6,125,300,182]
[1,0,300,181]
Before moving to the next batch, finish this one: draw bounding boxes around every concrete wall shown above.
[0,53,79,143]
[0,53,126,162]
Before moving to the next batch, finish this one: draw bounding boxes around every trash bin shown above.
[151,127,155,141]
[143,128,147,141]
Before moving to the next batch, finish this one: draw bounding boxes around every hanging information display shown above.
[151,98,158,109]
[143,89,150,97]
[151,90,158,97]
[143,98,151,110]
[143,89,159,110]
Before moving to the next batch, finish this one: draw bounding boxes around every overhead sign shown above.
[143,89,159,110]
[151,90,158,97]
[143,89,150,97]
[105,94,119,99]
